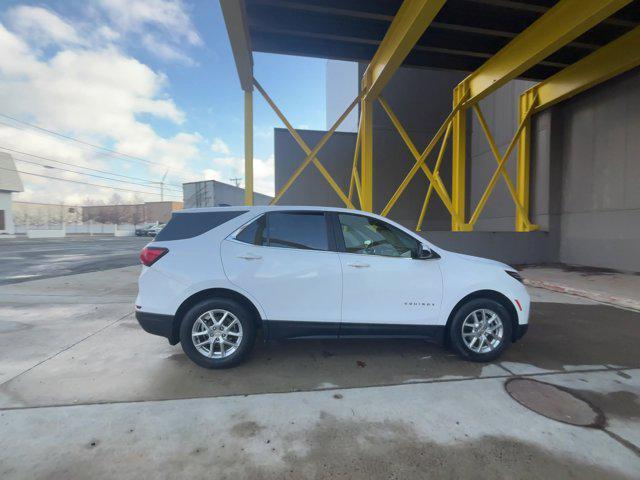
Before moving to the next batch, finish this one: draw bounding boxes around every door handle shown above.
[237,253,262,260]
[347,262,370,268]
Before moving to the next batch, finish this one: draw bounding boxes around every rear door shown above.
[334,212,443,337]
[221,211,342,338]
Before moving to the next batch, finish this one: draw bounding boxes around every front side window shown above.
[338,214,417,258]
[235,212,329,251]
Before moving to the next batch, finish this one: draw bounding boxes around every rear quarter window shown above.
[154,210,247,241]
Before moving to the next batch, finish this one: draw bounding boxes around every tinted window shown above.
[268,212,328,251]
[155,210,247,241]
[338,214,417,257]
[236,215,268,246]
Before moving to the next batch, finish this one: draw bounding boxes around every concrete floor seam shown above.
[2,366,636,413]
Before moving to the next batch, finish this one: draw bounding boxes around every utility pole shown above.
[230,177,242,188]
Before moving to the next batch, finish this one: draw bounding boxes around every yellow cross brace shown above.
[416,121,452,231]
[471,104,537,230]
[253,78,359,208]
[468,94,538,226]
[378,96,462,222]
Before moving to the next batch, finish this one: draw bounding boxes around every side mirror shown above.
[412,243,439,260]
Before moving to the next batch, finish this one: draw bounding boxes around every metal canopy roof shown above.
[245,0,640,79]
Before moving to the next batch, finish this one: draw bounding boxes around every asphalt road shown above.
[0,236,149,285]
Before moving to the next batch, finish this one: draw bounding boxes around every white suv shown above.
[136,206,529,368]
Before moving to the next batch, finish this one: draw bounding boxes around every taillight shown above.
[140,246,168,266]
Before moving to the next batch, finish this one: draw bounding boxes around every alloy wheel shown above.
[191,309,243,358]
[461,308,504,354]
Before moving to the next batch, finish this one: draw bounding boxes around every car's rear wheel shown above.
[449,298,512,362]
[179,298,256,368]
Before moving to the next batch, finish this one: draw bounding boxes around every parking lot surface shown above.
[1,255,639,478]
[0,236,148,285]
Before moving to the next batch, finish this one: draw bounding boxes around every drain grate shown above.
[505,378,605,428]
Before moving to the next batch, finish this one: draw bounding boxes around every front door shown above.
[335,213,443,337]
[222,211,342,339]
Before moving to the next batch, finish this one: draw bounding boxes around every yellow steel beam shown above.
[416,121,451,231]
[516,90,537,231]
[244,90,253,205]
[360,98,374,211]
[220,0,253,91]
[462,0,632,105]
[378,96,459,219]
[472,104,536,229]
[531,26,640,111]
[348,114,363,205]
[468,94,538,226]
[254,79,359,208]
[514,26,640,231]
[361,0,446,99]
[451,82,469,231]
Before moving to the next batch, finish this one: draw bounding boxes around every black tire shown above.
[179,297,256,369]
[448,298,512,362]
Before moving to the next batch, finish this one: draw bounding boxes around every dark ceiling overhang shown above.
[245,0,640,80]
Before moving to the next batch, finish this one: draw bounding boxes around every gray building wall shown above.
[183,180,272,208]
[326,60,358,132]
[549,68,640,272]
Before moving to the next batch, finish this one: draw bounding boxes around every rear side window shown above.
[236,214,267,246]
[155,210,247,241]
[235,212,329,251]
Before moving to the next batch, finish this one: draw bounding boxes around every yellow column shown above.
[360,97,373,212]
[451,83,468,231]
[516,90,535,231]
[244,89,253,206]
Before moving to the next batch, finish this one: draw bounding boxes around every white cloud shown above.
[7,6,82,47]
[207,155,275,196]
[97,0,201,63]
[0,11,203,204]
[210,138,230,155]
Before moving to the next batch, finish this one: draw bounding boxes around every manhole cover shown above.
[505,378,605,428]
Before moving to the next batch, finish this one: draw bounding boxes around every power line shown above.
[15,157,185,192]
[0,166,183,198]
[0,145,183,189]
[0,113,186,173]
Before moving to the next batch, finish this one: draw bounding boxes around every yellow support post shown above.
[516,91,537,231]
[360,97,373,212]
[348,115,362,206]
[451,83,470,231]
[244,89,253,206]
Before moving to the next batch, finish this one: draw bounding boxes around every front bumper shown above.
[136,311,178,344]
[514,323,529,341]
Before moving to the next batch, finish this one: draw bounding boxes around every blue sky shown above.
[0,0,329,203]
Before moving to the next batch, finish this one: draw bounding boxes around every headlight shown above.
[505,270,524,283]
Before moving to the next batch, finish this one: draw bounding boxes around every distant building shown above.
[82,201,183,224]
[183,180,271,209]
[0,152,24,235]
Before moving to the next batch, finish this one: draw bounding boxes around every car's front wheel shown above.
[179,298,256,368]
[449,298,512,362]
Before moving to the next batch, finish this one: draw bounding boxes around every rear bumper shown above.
[514,323,529,341]
[136,311,178,344]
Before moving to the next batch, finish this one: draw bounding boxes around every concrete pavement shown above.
[1,266,639,478]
